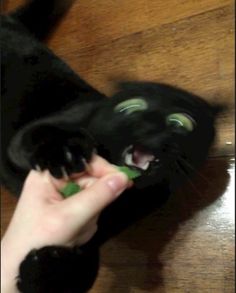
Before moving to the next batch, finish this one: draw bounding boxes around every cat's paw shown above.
[23,125,96,178]
[17,246,99,293]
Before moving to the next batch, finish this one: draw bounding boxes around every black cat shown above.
[0,1,223,292]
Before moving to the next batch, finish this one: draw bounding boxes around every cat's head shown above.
[89,82,223,189]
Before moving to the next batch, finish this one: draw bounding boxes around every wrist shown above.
[1,240,21,293]
[1,260,19,293]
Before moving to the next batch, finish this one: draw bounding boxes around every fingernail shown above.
[106,173,128,195]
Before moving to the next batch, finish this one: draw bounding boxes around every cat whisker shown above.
[177,157,211,185]
[174,161,203,197]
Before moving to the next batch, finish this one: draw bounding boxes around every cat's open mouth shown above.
[122,145,159,171]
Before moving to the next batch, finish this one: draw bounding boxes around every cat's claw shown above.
[64,147,73,163]
[60,166,69,180]
[82,158,91,172]
[26,127,95,177]
[35,164,42,172]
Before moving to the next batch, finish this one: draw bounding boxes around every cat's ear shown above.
[211,103,228,116]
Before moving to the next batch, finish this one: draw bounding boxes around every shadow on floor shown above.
[101,158,231,292]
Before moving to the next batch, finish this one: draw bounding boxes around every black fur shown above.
[0,1,222,292]
[17,246,99,293]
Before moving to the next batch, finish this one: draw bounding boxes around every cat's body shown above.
[1,1,221,292]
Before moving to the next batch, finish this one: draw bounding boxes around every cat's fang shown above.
[142,161,150,170]
[125,153,133,166]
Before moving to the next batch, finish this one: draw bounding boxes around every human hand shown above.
[1,155,129,292]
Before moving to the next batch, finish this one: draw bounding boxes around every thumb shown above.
[60,172,129,225]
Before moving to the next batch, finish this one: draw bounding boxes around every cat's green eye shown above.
[166,113,195,132]
[114,98,148,115]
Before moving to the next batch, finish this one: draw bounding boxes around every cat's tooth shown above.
[128,144,134,152]
[141,161,150,170]
[122,145,133,159]
[125,153,133,166]
[155,158,160,162]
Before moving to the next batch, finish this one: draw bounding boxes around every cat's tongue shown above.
[132,147,155,169]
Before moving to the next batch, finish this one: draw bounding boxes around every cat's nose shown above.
[136,131,169,152]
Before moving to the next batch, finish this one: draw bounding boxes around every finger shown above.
[48,172,69,190]
[22,170,71,204]
[60,172,129,226]
[38,171,96,200]
[85,156,135,186]
[49,155,118,189]
[22,170,56,198]
[89,155,119,177]
[75,175,97,190]
[70,155,118,179]
[62,176,97,197]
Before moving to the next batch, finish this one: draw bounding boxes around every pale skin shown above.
[1,155,130,293]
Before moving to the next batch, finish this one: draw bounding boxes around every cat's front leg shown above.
[8,122,96,178]
[17,245,100,293]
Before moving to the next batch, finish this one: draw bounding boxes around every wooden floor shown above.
[1,0,235,292]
